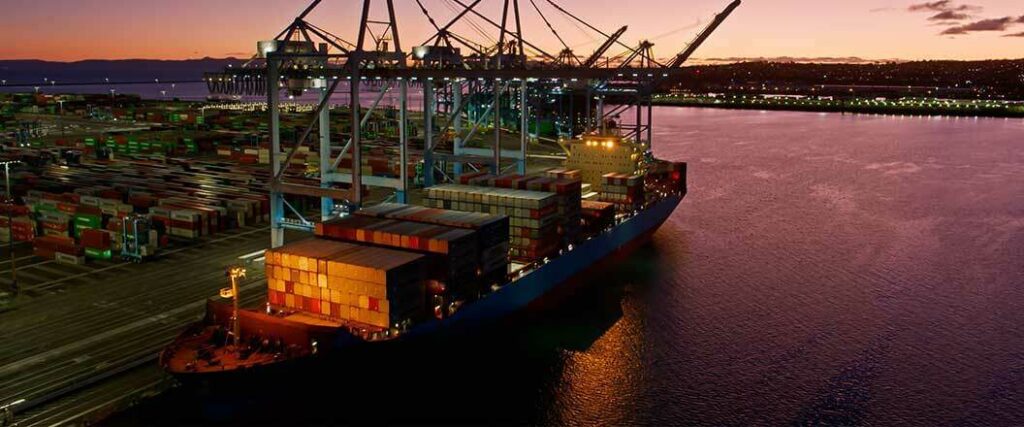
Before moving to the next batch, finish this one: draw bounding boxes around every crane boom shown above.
[297,0,323,21]
[583,26,628,68]
[668,0,741,68]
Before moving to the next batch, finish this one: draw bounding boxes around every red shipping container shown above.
[458,171,489,185]
[57,203,78,215]
[81,228,112,249]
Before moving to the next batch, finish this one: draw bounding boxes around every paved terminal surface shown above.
[0,226,280,426]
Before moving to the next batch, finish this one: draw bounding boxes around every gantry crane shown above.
[204,0,742,248]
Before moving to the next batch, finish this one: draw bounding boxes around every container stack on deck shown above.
[425,184,561,262]
[267,201,511,329]
[645,160,688,196]
[458,171,584,246]
[580,200,616,235]
[354,203,510,280]
[599,173,644,212]
[265,239,427,330]
[315,214,502,297]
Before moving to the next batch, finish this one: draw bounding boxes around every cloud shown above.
[928,10,971,21]
[1004,31,1024,37]
[908,1,982,13]
[909,1,953,12]
[940,16,1018,35]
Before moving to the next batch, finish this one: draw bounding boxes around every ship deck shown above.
[162,327,300,375]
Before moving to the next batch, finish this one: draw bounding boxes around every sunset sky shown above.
[2,0,1021,62]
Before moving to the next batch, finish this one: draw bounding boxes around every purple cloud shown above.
[940,17,1018,35]
[909,1,953,12]
[1003,32,1024,37]
[908,1,982,13]
[928,10,971,20]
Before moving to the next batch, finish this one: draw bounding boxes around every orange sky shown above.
[1,0,1022,62]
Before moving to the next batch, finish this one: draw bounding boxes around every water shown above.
[110,107,1024,426]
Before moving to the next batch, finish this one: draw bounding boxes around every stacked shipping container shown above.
[425,184,561,261]
[354,203,510,279]
[599,173,645,212]
[265,238,427,329]
[315,215,491,294]
[580,200,616,236]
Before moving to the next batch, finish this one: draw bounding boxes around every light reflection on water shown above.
[546,107,1024,426]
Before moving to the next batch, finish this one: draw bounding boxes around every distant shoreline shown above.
[653,96,1024,119]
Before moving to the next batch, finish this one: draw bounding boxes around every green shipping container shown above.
[84,248,112,260]
[75,214,102,228]
[33,203,58,213]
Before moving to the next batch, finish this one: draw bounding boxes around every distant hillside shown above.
[0,58,245,86]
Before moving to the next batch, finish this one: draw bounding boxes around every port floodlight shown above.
[257,40,279,58]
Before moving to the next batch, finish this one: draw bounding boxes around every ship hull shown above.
[426,193,683,335]
[167,194,682,383]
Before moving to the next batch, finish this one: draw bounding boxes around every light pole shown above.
[57,99,65,138]
[1,161,22,296]
[220,266,246,346]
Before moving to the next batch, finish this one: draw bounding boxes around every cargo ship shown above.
[161,134,687,379]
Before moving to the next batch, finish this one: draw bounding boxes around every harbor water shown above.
[110,107,1024,426]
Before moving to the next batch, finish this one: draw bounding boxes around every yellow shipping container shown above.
[317,273,328,288]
